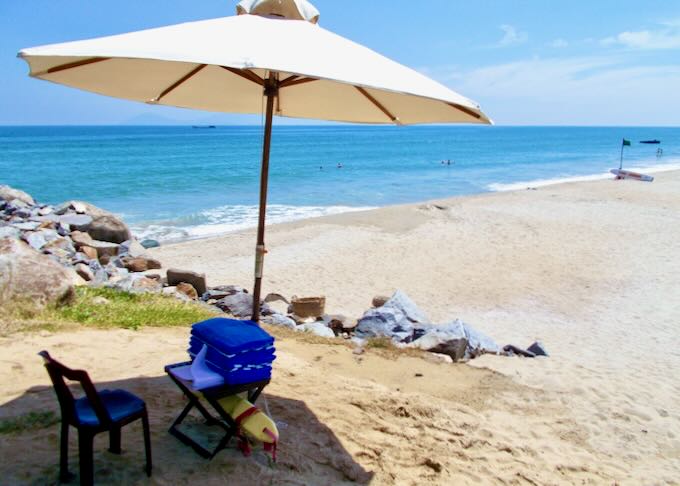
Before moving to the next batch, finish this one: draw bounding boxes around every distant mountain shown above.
[120,113,187,125]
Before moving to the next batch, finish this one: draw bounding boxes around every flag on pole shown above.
[622,139,631,146]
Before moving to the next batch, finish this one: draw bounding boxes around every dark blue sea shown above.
[0,125,678,242]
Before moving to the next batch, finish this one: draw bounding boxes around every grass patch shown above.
[0,411,59,434]
[2,287,218,333]
[365,337,394,349]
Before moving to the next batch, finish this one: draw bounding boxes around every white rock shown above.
[299,322,335,338]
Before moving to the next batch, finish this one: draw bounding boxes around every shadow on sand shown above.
[0,374,373,485]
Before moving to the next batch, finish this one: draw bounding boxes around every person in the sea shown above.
[337,162,343,168]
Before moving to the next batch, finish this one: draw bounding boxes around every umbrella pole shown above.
[252,75,278,322]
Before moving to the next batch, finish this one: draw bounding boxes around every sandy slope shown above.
[1,172,679,484]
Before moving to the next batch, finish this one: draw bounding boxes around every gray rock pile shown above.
[0,185,163,302]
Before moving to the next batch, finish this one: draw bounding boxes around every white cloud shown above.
[601,24,680,49]
[430,56,680,125]
[497,24,528,47]
[549,38,568,48]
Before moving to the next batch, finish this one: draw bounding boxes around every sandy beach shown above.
[2,172,679,485]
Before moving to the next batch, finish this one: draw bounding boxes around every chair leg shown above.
[59,421,74,483]
[77,429,94,486]
[108,426,121,454]
[142,410,152,477]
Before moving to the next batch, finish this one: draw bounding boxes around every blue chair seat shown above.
[75,389,145,427]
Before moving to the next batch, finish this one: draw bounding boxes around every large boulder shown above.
[0,238,75,308]
[409,320,468,361]
[355,290,429,340]
[87,215,132,244]
[0,185,35,206]
[214,290,272,319]
[167,268,207,296]
[55,200,131,244]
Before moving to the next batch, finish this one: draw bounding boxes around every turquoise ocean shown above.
[1,125,678,242]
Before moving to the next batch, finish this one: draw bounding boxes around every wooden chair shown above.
[38,351,152,485]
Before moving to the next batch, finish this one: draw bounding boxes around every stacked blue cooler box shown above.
[188,318,275,385]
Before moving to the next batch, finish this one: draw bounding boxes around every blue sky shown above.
[1,0,678,125]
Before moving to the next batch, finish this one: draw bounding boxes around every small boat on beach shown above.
[640,140,661,144]
[610,168,654,182]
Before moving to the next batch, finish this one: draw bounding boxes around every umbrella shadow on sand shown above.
[0,375,372,485]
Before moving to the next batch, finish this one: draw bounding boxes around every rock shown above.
[162,286,191,302]
[14,207,32,219]
[298,321,335,338]
[167,268,207,296]
[355,290,430,341]
[22,232,47,251]
[145,273,161,281]
[372,295,390,308]
[328,317,346,336]
[261,314,297,329]
[462,323,500,357]
[409,320,468,361]
[423,353,454,364]
[69,230,94,248]
[110,275,162,293]
[140,239,160,249]
[58,214,93,231]
[527,341,549,357]
[87,214,131,244]
[502,344,536,358]
[80,245,98,260]
[11,221,41,231]
[91,296,110,305]
[0,226,20,240]
[0,238,74,308]
[86,240,120,259]
[86,259,108,283]
[54,200,109,218]
[176,282,198,300]
[119,239,147,258]
[38,206,54,216]
[202,285,247,301]
[43,237,76,255]
[75,263,95,282]
[122,256,162,273]
[0,185,35,206]
[214,290,272,319]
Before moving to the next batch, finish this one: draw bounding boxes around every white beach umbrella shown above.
[18,0,492,320]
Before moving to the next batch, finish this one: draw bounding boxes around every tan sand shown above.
[1,172,679,484]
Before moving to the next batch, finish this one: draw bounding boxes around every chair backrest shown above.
[38,350,112,426]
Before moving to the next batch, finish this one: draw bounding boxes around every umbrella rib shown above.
[220,66,265,86]
[355,86,397,123]
[154,64,207,102]
[446,102,481,120]
[280,76,318,88]
[43,57,110,75]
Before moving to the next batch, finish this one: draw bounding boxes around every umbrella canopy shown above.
[18,5,490,125]
[18,0,492,320]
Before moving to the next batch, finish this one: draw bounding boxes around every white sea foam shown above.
[130,204,376,243]
[487,160,680,192]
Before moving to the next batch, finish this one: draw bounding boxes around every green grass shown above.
[2,287,219,333]
[0,411,60,434]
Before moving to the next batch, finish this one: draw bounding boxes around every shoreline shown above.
[148,165,680,249]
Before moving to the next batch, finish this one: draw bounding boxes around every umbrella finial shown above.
[236,0,319,24]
